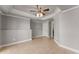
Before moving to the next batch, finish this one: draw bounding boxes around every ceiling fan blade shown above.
[43,8,49,11]
[30,10,36,12]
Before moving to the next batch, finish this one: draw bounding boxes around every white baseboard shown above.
[54,39,79,53]
[42,35,49,37]
[32,35,50,38]
[32,35,43,38]
[0,39,32,48]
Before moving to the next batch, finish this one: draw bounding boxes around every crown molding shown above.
[3,13,30,20]
[62,6,79,13]
[1,8,58,21]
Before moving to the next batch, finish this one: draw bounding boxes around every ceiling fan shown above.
[30,5,50,17]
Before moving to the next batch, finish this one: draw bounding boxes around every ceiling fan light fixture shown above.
[30,5,50,17]
[36,12,43,17]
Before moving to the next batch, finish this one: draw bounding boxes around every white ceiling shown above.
[0,5,77,20]
[13,5,56,15]
[55,5,76,10]
[13,5,76,15]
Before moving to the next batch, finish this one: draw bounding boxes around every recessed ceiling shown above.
[13,5,76,16]
[13,5,56,16]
